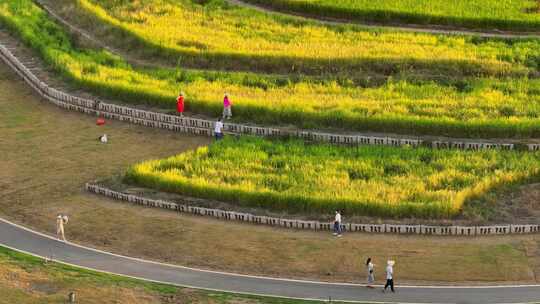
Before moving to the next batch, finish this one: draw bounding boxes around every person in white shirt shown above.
[56,214,68,241]
[366,257,375,288]
[99,134,108,143]
[214,117,224,140]
[333,210,342,237]
[383,260,395,293]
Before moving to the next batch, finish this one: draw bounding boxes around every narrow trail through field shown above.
[225,0,540,39]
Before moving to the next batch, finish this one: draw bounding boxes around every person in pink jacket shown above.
[223,93,232,120]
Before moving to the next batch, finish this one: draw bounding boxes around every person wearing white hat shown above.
[382,260,395,293]
[56,214,69,241]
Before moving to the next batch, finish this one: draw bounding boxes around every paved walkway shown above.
[225,0,540,39]
[1,218,539,304]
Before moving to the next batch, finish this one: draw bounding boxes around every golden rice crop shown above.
[1,0,540,138]
[77,0,540,77]
[125,136,540,218]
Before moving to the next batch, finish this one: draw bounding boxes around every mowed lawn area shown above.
[126,136,540,218]
[1,63,540,284]
[240,0,540,32]
[2,0,540,138]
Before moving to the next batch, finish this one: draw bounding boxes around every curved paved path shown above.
[225,0,540,39]
[1,218,539,304]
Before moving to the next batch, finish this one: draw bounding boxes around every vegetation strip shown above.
[236,0,540,33]
[0,44,540,151]
[2,0,540,138]
[3,38,540,151]
[85,183,540,236]
[125,136,540,218]
[71,0,540,77]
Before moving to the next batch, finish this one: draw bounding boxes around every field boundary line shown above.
[1,36,540,151]
[225,0,540,39]
[85,183,540,237]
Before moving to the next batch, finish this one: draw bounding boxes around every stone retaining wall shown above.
[1,42,539,150]
[86,183,540,236]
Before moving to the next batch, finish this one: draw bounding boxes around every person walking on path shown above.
[214,117,224,140]
[223,93,232,120]
[56,214,68,241]
[366,257,375,288]
[176,92,185,117]
[333,210,342,237]
[383,260,395,293]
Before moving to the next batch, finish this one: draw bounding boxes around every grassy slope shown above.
[1,62,539,284]
[2,0,540,138]
[241,0,540,31]
[0,246,325,304]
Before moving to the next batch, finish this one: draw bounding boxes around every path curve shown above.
[225,0,540,39]
[1,217,539,304]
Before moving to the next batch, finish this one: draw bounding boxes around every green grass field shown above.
[125,136,540,218]
[2,0,540,138]
[241,0,540,32]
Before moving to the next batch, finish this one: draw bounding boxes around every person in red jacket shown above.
[176,92,185,116]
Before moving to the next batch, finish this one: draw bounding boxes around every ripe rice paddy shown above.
[77,0,540,77]
[125,136,540,218]
[1,0,540,138]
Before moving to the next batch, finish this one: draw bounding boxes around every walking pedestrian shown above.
[333,210,342,237]
[56,214,68,241]
[366,257,375,288]
[222,93,232,120]
[214,117,224,140]
[382,260,395,293]
[176,91,185,117]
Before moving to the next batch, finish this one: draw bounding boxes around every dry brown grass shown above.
[1,63,539,285]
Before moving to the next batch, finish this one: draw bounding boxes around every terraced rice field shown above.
[240,0,540,32]
[2,0,540,289]
[3,61,538,282]
[76,0,540,76]
[125,136,540,218]
[1,0,540,138]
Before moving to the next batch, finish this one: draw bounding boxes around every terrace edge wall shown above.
[3,38,540,236]
[85,183,540,236]
[1,42,539,151]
